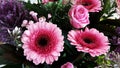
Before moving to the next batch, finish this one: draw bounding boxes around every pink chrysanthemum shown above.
[75,0,102,12]
[21,20,64,65]
[68,28,110,57]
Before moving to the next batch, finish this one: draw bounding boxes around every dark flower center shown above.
[38,37,49,46]
[84,38,93,44]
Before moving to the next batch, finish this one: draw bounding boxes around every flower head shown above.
[0,0,29,43]
[0,29,11,44]
[0,0,28,28]
[68,28,110,57]
[110,36,120,45]
[108,51,120,67]
[61,62,74,68]
[115,27,120,36]
[116,0,120,15]
[22,18,64,65]
[74,0,102,12]
[115,46,120,54]
[68,5,89,28]
[116,0,120,8]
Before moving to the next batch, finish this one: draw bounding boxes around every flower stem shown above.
[22,64,25,68]
[44,63,50,68]
[37,0,40,4]
[72,53,86,63]
[52,0,62,20]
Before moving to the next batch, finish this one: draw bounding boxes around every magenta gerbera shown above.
[21,19,64,65]
[75,0,102,12]
[67,28,110,57]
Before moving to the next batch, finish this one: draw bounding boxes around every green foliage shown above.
[0,0,119,67]
[89,0,118,37]
[96,55,112,67]
[24,1,72,29]
[2,64,22,68]
[0,44,24,65]
[100,0,116,20]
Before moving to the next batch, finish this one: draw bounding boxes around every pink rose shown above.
[116,0,120,10]
[116,0,120,15]
[116,0,120,7]
[61,62,74,68]
[74,0,102,12]
[68,5,90,28]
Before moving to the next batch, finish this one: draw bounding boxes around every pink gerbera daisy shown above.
[21,19,64,65]
[68,28,110,57]
[75,0,102,12]
[61,62,74,68]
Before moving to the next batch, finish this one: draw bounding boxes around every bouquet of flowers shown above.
[0,0,120,68]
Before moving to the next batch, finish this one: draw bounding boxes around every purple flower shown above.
[0,0,29,44]
[110,36,120,45]
[115,46,120,54]
[110,27,120,45]
[112,27,120,53]
[108,51,120,67]
[116,27,120,36]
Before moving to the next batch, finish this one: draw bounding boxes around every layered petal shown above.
[68,28,110,57]
[22,19,64,65]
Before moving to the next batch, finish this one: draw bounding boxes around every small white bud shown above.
[48,14,52,19]
[21,20,28,27]
[18,44,22,47]
[39,17,46,23]
[12,27,21,35]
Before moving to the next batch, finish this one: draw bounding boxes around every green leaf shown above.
[102,0,111,14]
[24,2,48,17]
[2,64,22,68]
[100,0,116,20]
[0,44,22,64]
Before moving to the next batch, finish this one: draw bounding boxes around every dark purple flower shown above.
[110,36,118,45]
[0,29,10,43]
[108,51,120,67]
[110,36,120,45]
[0,0,29,44]
[115,46,120,54]
[116,27,120,36]
[110,27,120,45]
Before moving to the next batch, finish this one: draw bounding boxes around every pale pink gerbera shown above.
[74,0,102,12]
[21,20,64,65]
[68,28,110,57]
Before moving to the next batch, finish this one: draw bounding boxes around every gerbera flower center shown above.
[84,38,93,44]
[38,36,49,46]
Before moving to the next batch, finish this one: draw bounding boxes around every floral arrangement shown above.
[0,0,120,68]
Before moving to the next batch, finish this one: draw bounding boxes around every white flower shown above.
[21,0,39,4]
